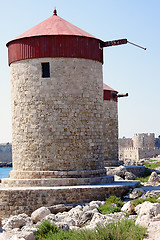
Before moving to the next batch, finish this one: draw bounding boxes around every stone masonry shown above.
[1,57,111,187]
[119,133,160,161]
[103,99,118,166]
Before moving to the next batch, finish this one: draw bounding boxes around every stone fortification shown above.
[133,133,155,148]
[118,138,133,149]
[119,133,160,161]
[103,99,118,166]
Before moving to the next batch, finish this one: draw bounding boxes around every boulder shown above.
[135,214,151,227]
[68,205,83,219]
[78,210,95,227]
[31,207,51,223]
[48,204,73,214]
[3,214,33,231]
[129,188,145,199]
[121,201,135,214]
[85,212,126,230]
[107,166,126,178]
[44,214,56,222]
[135,201,160,228]
[148,172,160,186]
[125,171,136,180]
[114,175,124,181]
[142,190,160,199]
[135,201,160,217]
[0,230,35,240]
[85,212,113,229]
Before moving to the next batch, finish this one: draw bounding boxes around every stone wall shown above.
[10,57,105,180]
[119,133,160,161]
[118,138,133,149]
[133,133,155,148]
[119,147,160,161]
[0,184,132,218]
[0,144,12,163]
[139,147,160,159]
[119,147,139,161]
[103,100,118,166]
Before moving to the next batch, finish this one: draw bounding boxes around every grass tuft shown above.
[132,195,160,207]
[34,219,147,240]
[135,169,152,182]
[98,196,124,215]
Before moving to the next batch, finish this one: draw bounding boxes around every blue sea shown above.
[0,167,12,179]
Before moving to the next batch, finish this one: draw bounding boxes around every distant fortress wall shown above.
[0,144,12,163]
[119,133,160,161]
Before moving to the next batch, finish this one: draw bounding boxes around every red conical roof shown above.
[15,10,97,40]
[7,10,103,65]
[103,83,117,92]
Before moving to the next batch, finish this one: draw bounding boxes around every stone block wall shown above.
[133,133,155,148]
[10,57,105,180]
[0,185,130,218]
[119,147,139,161]
[118,138,133,149]
[103,100,118,165]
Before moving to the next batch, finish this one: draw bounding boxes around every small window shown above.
[41,62,50,78]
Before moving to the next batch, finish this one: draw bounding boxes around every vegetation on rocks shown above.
[132,195,160,207]
[135,169,152,182]
[98,196,124,215]
[34,219,147,240]
[143,159,160,170]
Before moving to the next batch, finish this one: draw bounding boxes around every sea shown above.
[0,167,12,179]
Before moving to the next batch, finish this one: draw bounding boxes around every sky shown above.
[0,0,160,143]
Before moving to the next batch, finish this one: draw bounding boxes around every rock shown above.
[148,172,160,185]
[85,212,113,229]
[85,211,126,230]
[89,201,104,207]
[125,171,136,180]
[83,203,99,212]
[44,214,56,222]
[3,214,33,231]
[31,207,51,223]
[78,211,95,227]
[48,204,73,214]
[108,212,126,220]
[135,214,151,227]
[0,230,35,240]
[16,231,35,240]
[135,201,160,217]
[145,219,160,240]
[114,175,124,181]
[68,205,83,219]
[142,190,160,199]
[107,166,126,178]
[135,201,160,228]
[121,201,135,214]
[129,188,145,199]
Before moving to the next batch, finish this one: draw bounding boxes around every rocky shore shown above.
[0,172,160,240]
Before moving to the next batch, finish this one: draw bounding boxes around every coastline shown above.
[0,162,12,168]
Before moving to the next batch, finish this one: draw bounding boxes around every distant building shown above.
[119,133,160,161]
[0,143,12,163]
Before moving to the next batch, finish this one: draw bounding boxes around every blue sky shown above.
[0,0,160,142]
